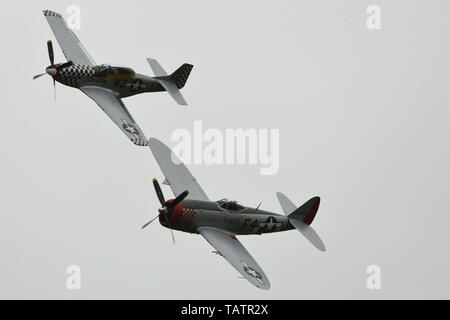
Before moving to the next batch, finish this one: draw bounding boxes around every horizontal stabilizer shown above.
[147,58,168,77]
[276,192,297,215]
[289,219,326,252]
[146,58,192,105]
[156,79,187,105]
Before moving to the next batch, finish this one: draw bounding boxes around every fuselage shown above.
[159,199,295,235]
[50,63,165,97]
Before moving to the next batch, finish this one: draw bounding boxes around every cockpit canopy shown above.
[216,199,245,211]
[94,64,135,77]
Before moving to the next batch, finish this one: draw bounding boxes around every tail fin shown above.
[169,63,193,89]
[276,192,326,251]
[146,58,193,105]
[288,196,320,225]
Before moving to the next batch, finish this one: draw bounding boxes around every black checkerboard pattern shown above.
[57,76,80,88]
[175,64,193,89]
[43,10,62,18]
[56,64,95,88]
[182,208,196,226]
[131,138,148,146]
[59,65,95,77]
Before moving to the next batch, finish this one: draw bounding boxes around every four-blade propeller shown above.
[33,40,73,100]
[141,178,189,244]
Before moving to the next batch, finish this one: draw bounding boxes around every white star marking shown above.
[124,124,138,134]
[241,261,264,285]
[121,119,139,137]
[258,217,279,232]
[247,268,259,278]
[265,220,276,230]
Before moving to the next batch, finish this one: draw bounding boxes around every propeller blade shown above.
[152,178,165,206]
[169,227,175,244]
[33,73,46,80]
[149,179,184,245]
[47,40,54,66]
[53,78,56,102]
[166,218,176,244]
[141,214,160,229]
[167,190,189,209]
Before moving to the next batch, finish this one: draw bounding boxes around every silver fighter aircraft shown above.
[143,138,326,290]
[33,10,193,146]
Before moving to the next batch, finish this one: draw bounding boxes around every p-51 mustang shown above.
[33,10,193,146]
[143,138,326,290]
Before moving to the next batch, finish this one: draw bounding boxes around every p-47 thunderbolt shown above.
[143,138,326,290]
[33,10,193,146]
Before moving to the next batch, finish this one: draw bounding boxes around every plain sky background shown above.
[1,0,449,299]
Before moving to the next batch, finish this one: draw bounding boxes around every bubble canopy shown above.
[216,199,245,211]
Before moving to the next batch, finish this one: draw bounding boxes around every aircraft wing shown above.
[198,227,270,290]
[80,87,148,146]
[148,138,209,200]
[43,10,95,66]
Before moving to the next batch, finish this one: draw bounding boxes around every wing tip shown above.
[131,138,148,146]
[43,10,62,18]
[318,243,327,252]
[148,137,159,148]
[260,284,271,290]
[254,279,271,290]
[148,137,168,150]
[275,192,285,199]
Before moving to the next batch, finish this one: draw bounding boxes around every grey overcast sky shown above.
[1,0,449,299]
